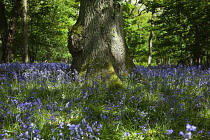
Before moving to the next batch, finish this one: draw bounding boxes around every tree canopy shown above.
[0,0,209,65]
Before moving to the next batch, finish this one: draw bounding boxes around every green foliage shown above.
[123,1,151,66]
[27,0,79,62]
[1,0,209,65]
[153,0,210,65]
[4,0,79,62]
[122,0,209,65]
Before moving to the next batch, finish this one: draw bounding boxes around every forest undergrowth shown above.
[0,63,209,140]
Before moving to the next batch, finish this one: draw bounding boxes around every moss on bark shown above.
[79,60,124,89]
[68,0,136,89]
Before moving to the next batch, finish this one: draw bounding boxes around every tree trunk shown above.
[148,12,154,66]
[0,1,10,63]
[23,0,29,63]
[0,0,21,63]
[68,0,134,87]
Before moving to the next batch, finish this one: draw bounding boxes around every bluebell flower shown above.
[18,133,24,138]
[0,133,6,137]
[59,132,64,137]
[33,129,40,135]
[79,128,84,135]
[51,128,55,133]
[82,118,87,125]
[90,135,95,139]
[166,129,173,135]
[29,123,34,128]
[197,129,203,135]
[59,122,64,129]
[186,124,196,132]
[67,124,76,134]
[25,131,30,138]
[179,131,184,136]
[97,124,102,129]
[185,132,192,139]
[123,132,130,137]
[87,125,93,133]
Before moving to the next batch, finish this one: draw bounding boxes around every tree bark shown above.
[0,1,9,63]
[0,0,21,63]
[148,11,155,66]
[68,0,135,87]
[23,0,29,63]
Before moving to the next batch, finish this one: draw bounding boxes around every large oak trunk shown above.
[68,0,134,87]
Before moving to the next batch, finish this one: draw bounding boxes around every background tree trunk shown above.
[23,0,29,63]
[0,1,10,63]
[0,0,21,63]
[68,0,134,87]
[148,11,155,66]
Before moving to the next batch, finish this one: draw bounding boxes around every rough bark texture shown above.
[0,0,21,63]
[68,0,134,87]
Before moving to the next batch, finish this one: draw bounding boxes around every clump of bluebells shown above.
[166,124,201,139]
[179,124,197,140]
[50,118,102,140]
[0,63,210,139]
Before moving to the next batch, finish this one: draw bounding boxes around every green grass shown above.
[0,63,209,139]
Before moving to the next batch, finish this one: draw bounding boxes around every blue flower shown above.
[25,131,30,138]
[0,133,6,137]
[179,131,184,136]
[59,122,64,129]
[166,129,173,135]
[185,132,192,139]
[82,118,87,125]
[186,124,196,132]
[97,124,102,129]
[87,125,93,133]
[179,124,197,140]
[33,129,40,135]
[59,132,64,137]
[123,132,130,137]
[197,129,203,135]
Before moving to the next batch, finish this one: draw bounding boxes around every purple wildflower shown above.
[58,122,64,129]
[186,124,196,132]
[123,132,130,137]
[179,131,184,136]
[87,125,93,133]
[166,129,173,135]
[25,131,30,138]
[185,132,192,139]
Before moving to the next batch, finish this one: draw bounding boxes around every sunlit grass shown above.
[0,63,209,139]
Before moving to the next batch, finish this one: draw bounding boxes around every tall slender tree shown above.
[68,0,135,87]
[23,0,29,63]
[0,0,21,63]
[148,11,154,66]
